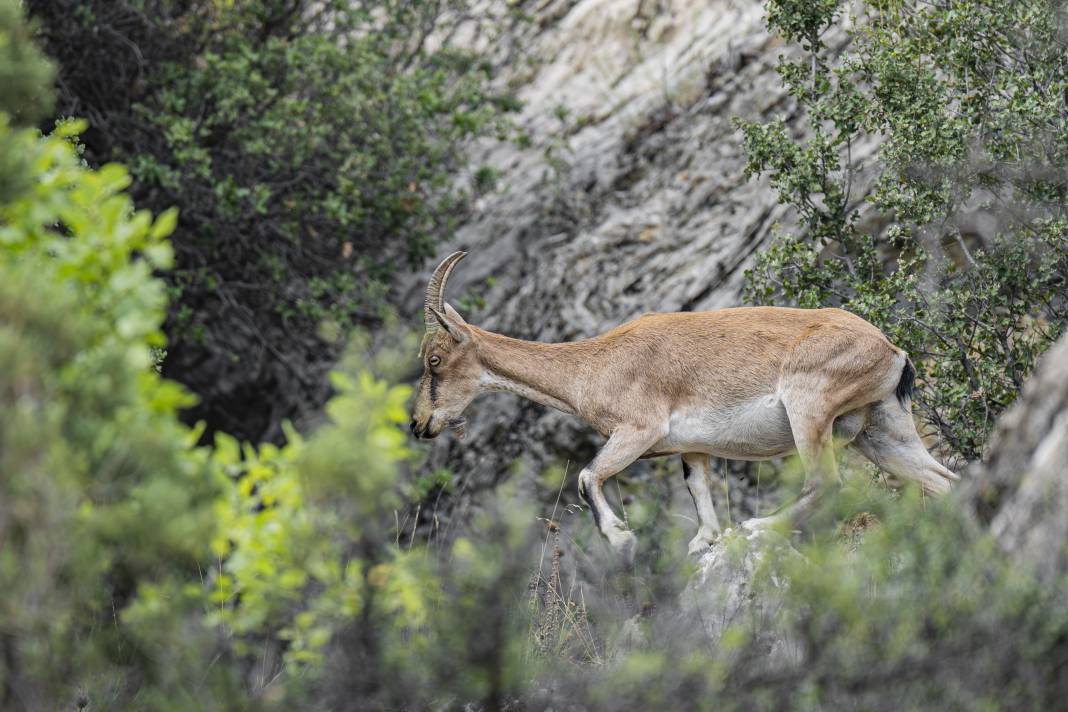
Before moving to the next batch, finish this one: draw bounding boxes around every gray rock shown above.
[678,528,802,662]
[973,332,1068,582]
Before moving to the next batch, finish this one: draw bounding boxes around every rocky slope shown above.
[971,332,1068,582]
[402,0,874,523]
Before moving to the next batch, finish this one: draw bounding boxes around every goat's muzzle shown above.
[409,418,438,440]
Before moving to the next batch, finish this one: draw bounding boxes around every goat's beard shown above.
[447,417,467,439]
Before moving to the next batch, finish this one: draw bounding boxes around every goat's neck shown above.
[472,328,586,417]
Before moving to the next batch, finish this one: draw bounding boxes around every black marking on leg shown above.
[577,478,602,530]
[588,501,602,530]
[637,451,672,460]
[682,460,700,510]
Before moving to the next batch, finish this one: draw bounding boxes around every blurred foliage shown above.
[0,89,480,708]
[26,0,515,442]
[0,108,230,706]
[208,371,412,671]
[527,493,1068,711]
[0,0,53,206]
[0,5,475,705]
[737,0,1068,461]
[0,0,52,127]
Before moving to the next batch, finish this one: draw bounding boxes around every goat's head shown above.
[410,251,481,440]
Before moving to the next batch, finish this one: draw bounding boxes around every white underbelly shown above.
[653,397,796,460]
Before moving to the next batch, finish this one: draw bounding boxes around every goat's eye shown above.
[428,355,441,367]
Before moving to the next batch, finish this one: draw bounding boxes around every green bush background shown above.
[27,0,515,442]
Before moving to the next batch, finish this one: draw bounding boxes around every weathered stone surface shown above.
[679,528,802,662]
[973,332,1068,582]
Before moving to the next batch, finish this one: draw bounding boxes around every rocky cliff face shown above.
[971,333,1068,582]
[401,0,869,520]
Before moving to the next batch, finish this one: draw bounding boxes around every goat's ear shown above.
[430,307,468,343]
[443,302,468,326]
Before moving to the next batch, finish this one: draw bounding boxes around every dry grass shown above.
[838,510,880,552]
[527,519,602,666]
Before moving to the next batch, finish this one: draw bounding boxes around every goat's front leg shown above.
[682,452,721,555]
[578,423,667,563]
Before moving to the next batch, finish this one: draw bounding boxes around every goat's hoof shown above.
[922,469,956,496]
[687,530,719,557]
[742,516,776,533]
[607,529,638,565]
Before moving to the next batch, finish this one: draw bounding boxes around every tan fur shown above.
[412,260,959,561]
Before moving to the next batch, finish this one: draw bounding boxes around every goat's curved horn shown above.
[423,250,467,332]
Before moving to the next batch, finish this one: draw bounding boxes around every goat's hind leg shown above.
[851,397,959,495]
[744,405,841,533]
[682,453,721,555]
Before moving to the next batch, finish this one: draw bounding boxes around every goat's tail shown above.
[895,357,916,408]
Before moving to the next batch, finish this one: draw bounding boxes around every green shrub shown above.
[737,0,1068,461]
[209,370,413,670]
[0,108,448,709]
[0,0,53,206]
[0,111,235,706]
[521,491,1068,711]
[1,8,522,703]
[0,0,52,126]
[28,0,514,441]
[0,106,447,708]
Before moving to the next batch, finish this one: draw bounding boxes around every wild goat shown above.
[410,251,959,560]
